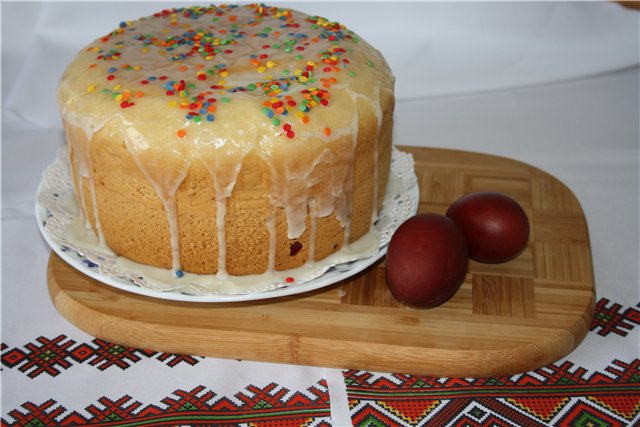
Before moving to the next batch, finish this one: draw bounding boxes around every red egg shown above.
[446,192,530,263]
[385,213,469,308]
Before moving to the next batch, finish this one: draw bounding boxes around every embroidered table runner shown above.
[2,2,638,426]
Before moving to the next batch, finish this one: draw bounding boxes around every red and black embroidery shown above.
[2,383,331,427]
[344,359,640,426]
[590,298,640,337]
[1,335,202,378]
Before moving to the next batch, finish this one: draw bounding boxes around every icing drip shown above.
[194,131,251,275]
[60,106,108,144]
[163,193,183,272]
[265,147,339,240]
[65,123,106,247]
[371,84,383,224]
[271,160,309,240]
[215,198,227,277]
[60,110,104,242]
[265,204,277,273]
[335,113,359,247]
[66,141,89,228]
[123,126,190,272]
[88,177,104,246]
[307,200,318,263]
[206,153,247,277]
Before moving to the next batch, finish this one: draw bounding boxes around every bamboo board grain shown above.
[47,146,596,377]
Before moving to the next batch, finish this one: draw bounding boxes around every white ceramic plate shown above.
[36,147,419,303]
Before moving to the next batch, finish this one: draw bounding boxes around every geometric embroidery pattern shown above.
[2,382,332,427]
[1,335,202,378]
[590,298,640,337]
[344,359,640,427]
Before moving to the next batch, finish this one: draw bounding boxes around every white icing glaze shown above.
[61,106,109,144]
[307,200,318,263]
[65,125,106,247]
[371,83,383,224]
[334,111,359,247]
[265,204,277,272]
[124,125,191,272]
[210,154,247,277]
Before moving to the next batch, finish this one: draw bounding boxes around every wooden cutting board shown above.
[47,146,596,377]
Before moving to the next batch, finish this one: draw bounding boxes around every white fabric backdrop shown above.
[3,1,639,127]
[2,2,639,426]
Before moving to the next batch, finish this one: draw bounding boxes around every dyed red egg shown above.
[446,192,529,263]
[385,213,469,308]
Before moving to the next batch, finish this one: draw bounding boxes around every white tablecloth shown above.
[2,2,638,426]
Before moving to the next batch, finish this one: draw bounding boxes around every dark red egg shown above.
[446,192,529,263]
[385,213,469,308]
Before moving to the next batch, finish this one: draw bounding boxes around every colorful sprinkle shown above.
[83,4,373,140]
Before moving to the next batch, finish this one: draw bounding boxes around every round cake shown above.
[57,3,395,277]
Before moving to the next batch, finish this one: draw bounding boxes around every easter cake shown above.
[56,3,395,277]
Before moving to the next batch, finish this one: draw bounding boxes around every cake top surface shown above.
[57,3,394,153]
